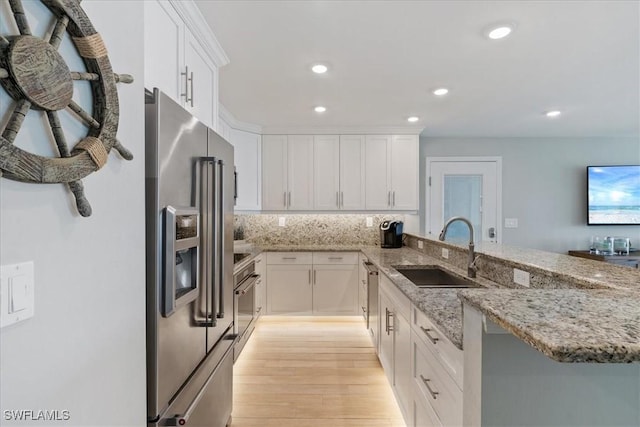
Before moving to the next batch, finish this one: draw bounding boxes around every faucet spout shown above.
[438,216,477,278]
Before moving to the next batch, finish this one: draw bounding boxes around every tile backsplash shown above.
[235,214,405,246]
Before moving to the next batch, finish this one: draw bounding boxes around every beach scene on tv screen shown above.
[588,166,640,224]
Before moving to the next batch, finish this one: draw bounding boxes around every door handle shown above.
[489,227,496,239]
[313,269,316,284]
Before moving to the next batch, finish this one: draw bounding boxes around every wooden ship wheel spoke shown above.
[0,0,134,217]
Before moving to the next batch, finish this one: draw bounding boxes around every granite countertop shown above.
[237,241,640,362]
[361,247,502,350]
[458,288,640,362]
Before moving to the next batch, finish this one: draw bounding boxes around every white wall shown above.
[0,2,146,426]
[420,137,640,253]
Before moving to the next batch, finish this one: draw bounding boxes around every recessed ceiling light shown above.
[315,106,326,113]
[433,88,449,96]
[486,25,514,40]
[311,64,328,74]
[407,116,419,123]
[546,110,561,118]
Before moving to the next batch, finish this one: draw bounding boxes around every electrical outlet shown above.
[505,218,519,228]
[418,240,424,249]
[441,248,449,259]
[366,217,373,227]
[278,217,286,227]
[513,268,530,287]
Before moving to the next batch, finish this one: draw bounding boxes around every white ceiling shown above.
[195,1,639,138]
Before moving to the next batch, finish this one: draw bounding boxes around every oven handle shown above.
[235,274,259,296]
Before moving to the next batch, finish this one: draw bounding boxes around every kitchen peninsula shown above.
[238,231,640,427]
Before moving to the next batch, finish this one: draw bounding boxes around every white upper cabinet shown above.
[390,135,418,210]
[229,129,261,211]
[144,1,184,102]
[184,28,217,129]
[287,136,314,210]
[365,134,418,210]
[314,135,340,210]
[262,135,288,210]
[365,135,393,209]
[315,135,365,210]
[340,135,366,210]
[144,0,227,129]
[262,135,313,210]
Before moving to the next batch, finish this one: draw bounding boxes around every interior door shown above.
[427,158,501,244]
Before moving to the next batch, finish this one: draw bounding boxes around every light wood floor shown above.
[231,316,406,427]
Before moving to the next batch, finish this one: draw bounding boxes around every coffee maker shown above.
[380,220,403,248]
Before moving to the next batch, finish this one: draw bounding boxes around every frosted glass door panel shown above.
[443,175,482,243]
[428,160,500,243]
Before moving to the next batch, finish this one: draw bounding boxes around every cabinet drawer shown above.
[413,337,462,426]
[412,385,443,427]
[266,252,313,265]
[412,306,463,389]
[313,252,359,265]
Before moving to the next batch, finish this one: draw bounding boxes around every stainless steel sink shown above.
[394,266,482,289]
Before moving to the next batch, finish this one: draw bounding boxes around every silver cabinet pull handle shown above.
[181,66,191,103]
[308,269,312,284]
[189,71,194,107]
[328,257,343,260]
[420,375,439,400]
[385,308,394,334]
[282,256,297,260]
[420,326,439,345]
[288,191,291,207]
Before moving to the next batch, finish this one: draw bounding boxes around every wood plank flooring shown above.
[231,316,406,427]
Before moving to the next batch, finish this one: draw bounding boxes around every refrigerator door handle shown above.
[216,159,226,319]
[197,157,218,326]
[164,340,236,426]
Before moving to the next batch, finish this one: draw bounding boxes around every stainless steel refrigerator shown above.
[145,88,235,427]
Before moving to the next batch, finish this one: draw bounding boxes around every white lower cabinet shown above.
[411,307,464,427]
[265,252,358,315]
[379,274,412,423]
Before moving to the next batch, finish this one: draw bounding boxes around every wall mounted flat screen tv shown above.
[587,165,640,225]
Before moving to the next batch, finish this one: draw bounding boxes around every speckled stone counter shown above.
[360,247,502,349]
[458,288,640,363]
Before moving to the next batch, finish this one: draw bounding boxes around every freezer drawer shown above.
[150,332,235,427]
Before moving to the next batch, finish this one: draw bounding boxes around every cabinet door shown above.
[413,393,443,427]
[358,253,368,321]
[184,29,216,128]
[230,129,261,210]
[394,312,412,418]
[378,290,394,384]
[288,135,314,210]
[340,135,366,210]
[390,135,418,210]
[313,265,358,315]
[262,135,288,210]
[266,265,312,315]
[144,0,184,103]
[313,135,340,210]
[365,135,392,209]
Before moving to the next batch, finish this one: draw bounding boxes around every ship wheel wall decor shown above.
[0,0,134,217]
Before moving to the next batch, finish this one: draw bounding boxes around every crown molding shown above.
[170,1,230,67]
[219,104,263,134]
[261,126,425,135]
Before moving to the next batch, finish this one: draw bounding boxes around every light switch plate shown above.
[505,218,519,228]
[1,261,35,328]
[278,217,286,227]
[366,217,373,227]
[513,268,530,287]
[418,240,424,249]
[442,248,449,259]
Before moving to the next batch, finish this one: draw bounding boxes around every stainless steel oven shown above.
[233,260,259,361]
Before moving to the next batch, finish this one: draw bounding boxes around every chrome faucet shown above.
[438,216,479,278]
